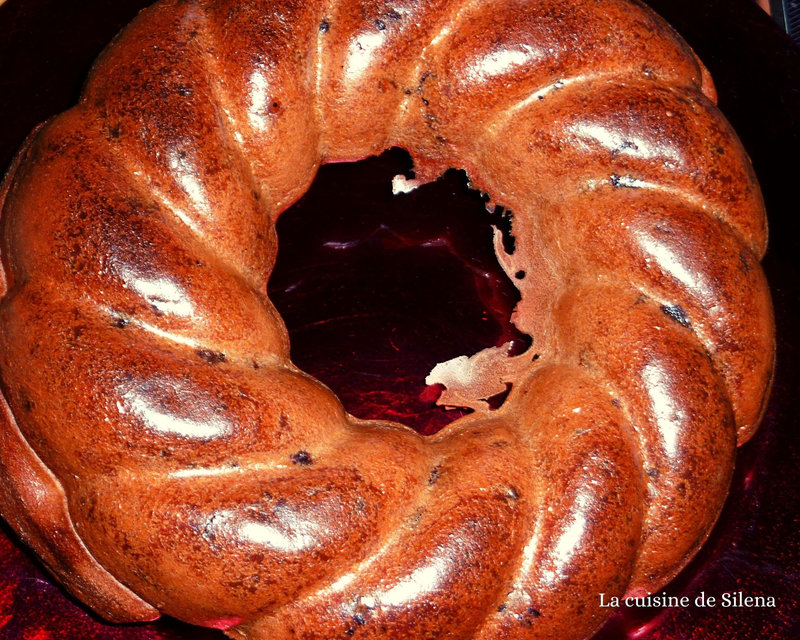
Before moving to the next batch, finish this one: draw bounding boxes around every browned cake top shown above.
[0,1,774,638]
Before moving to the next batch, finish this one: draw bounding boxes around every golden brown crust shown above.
[0,0,774,638]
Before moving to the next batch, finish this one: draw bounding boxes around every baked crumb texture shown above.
[0,1,774,639]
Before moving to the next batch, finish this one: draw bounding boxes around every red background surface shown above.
[0,0,798,638]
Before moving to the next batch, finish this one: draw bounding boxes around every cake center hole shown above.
[268,148,528,435]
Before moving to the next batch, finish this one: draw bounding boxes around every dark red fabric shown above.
[0,1,797,638]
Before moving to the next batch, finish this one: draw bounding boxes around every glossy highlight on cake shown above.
[0,0,775,638]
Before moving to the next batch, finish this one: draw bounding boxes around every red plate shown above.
[0,1,797,638]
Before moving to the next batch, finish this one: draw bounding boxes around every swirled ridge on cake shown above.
[0,0,774,638]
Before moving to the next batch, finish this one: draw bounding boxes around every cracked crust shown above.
[0,0,774,638]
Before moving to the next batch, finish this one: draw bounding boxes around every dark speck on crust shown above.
[660,304,691,329]
[739,251,751,273]
[319,19,329,33]
[197,349,227,363]
[610,173,641,188]
[290,450,313,466]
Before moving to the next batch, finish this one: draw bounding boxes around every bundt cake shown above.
[0,0,775,638]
